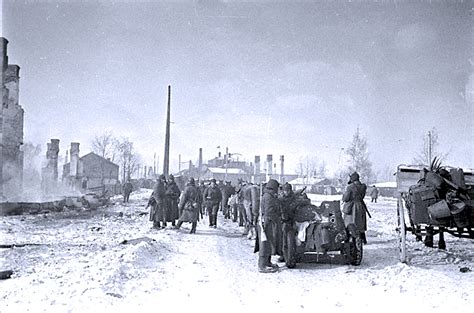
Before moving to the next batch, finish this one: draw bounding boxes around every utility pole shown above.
[163,85,171,177]
[225,147,228,182]
[428,130,432,165]
[153,153,156,176]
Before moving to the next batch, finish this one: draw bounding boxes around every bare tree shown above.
[294,156,328,183]
[295,156,317,178]
[117,138,141,182]
[413,127,449,166]
[318,160,327,178]
[90,131,118,163]
[345,127,375,183]
[90,132,120,194]
[377,164,396,182]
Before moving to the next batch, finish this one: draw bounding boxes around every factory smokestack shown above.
[254,156,260,176]
[198,148,203,178]
[280,155,284,183]
[266,154,273,175]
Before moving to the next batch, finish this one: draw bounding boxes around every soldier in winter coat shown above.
[258,179,282,273]
[243,184,260,239]
[197,180,206,218]
[234,180,246,226]
[203,179,222,228]
[175,177,201,234]
[221,181,235,219]
[150,174,167,229]
[123,180,133,203]
[370,185,379,203]
[342,172,368,244]
[164,174,181,227]
[278,183,300,268]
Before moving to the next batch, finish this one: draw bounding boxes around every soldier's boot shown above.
[212,214,217,228]
[175,221,183,230]
[208,215,213,227]
[258,256,278,273]
[190,222,197,234]
[360,232,367,244]
[250,226,257,240]
[247,227,253,240]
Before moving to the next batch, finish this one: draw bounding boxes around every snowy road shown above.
[1,189,473,312]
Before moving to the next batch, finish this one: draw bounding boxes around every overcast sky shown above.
[1,0,473,178]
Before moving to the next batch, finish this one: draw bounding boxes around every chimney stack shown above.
[70,142,80,177]
[280,155,284,176]
[254,156,260,176]
[266,154,273,175]
[50,139,60,181]
[198,148,203,175]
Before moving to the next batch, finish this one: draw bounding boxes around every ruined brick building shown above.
[62,143,119,195]
[1,37,24,198]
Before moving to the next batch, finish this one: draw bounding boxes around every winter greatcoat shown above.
[203,185,222,215]
[150,179,166,222]
[165,181,181,222]
[258,187,283,257]
[243,185,260,226]
[279,191,299,267]
[123,182,133,202]
[221,183,236,216]
[178,183,202,223]
[370,187,379,200]
[342,180,368,232]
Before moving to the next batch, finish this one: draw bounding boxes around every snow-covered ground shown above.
[1,189,472,312]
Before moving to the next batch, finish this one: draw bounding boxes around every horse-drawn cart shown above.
[395,162,474,263]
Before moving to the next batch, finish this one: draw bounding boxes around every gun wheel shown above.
[349,236,363,266]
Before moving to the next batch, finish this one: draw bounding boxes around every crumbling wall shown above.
[1,37,24,200]
[41,139,60,196]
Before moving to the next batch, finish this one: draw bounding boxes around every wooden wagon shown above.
[395,164,474,263]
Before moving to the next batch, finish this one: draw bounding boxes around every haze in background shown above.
[2,0,472,178]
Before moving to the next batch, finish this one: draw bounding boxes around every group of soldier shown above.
[146,174,182,229]
[142,171,369,274]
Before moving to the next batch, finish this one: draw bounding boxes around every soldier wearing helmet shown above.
[203,178,222,228]
[175,177,201,234]
[342,172,368,244]
[164,174,181,227]
[149,174,168,229]
[278,182,299,268]
[257,179,282,273]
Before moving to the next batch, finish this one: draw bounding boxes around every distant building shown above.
[63,152,119,194]
[1,37,24,198]
[287,177,326,191]
[201,167,251,185]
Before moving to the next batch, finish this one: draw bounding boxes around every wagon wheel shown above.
[349,235,363,266]
[397,195,407,263]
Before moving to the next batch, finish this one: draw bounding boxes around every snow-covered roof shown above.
[287,177,325,185]
[207,167,247,174]
[397,164,474,174]
[373,181,397,188]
